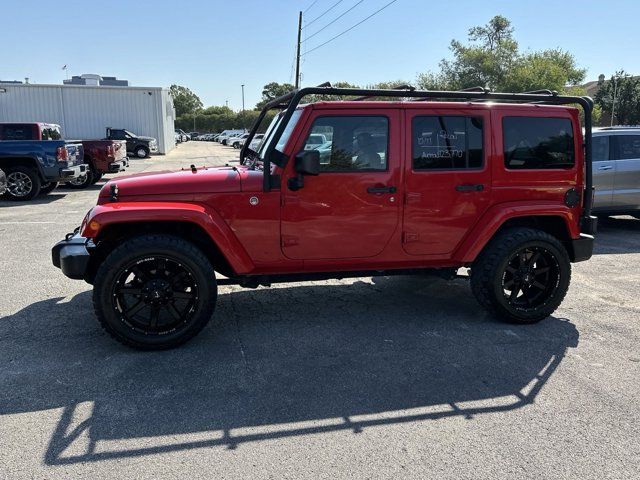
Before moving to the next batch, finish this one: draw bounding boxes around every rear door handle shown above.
[367,186,397,194]
[455,184,484,192]
[597,165,613,171]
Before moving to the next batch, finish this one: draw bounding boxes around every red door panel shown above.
[402,109,493,256]
[281,109,401,260]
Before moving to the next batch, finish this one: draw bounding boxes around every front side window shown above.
[412,116,483,170]
[302,116,388,171]
[503,117,575,169]
[613,135,640,160]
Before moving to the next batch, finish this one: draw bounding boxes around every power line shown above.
[304,0,365,43]
[303,0,398,56]
[303,0,319,13]
[304,0,345,28]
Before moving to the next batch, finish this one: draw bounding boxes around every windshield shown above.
[124,130,138,138]
[258,109,303,160]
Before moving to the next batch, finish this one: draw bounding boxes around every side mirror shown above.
[295,150,320,176]
[288,150,320,191]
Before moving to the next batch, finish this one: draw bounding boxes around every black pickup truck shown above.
[105,128,158,158]
[0,123,86,200]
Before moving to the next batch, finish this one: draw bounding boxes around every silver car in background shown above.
[0,168,6,196]
[592,126,640,218]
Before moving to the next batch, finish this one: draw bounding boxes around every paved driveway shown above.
[1,142,638,479]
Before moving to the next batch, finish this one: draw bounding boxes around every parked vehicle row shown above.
[0,123,141,200]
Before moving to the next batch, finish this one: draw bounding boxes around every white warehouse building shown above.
[0,81,176,154]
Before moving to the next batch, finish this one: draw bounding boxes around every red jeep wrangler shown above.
[52,85,597,350]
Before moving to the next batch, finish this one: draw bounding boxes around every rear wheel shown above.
[65,168,93,189]
[39,181,58,195]
[4,166,41,200]
[470,227,571,324]
[93,234,217,350]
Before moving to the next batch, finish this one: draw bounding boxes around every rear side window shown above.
[0,124,35,140]
[302,116,388,171]
[613,135,640,160]
[592,135,610,161]
[41,126,62,140]
[412,116,483,170]
[503,117,574,169]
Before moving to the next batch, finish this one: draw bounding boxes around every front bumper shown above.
[108,157,129,173]
[52,232,93,280]
[568,233,594,263]
[59,164,87,179]
[149,144,158,153]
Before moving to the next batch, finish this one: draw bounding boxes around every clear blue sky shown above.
[1,0,638,110]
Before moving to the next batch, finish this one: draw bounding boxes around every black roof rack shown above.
[239,83,594,220]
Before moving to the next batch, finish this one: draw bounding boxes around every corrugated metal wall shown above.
[0,84,175,154]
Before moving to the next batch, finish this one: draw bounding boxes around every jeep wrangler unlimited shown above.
[52,85,597,350]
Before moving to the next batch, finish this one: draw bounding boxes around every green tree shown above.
[594,71,640,125]
[417,16,585,93]
[170,84,203,117]
[255,82,295,109]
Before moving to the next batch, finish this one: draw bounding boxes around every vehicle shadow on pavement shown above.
[594,216,640,254]
[0,276,579,465]
[0,193,66,207]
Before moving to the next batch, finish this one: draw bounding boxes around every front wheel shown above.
[470,227,571,324]
[135,146,149,158]
[93,234,217,350]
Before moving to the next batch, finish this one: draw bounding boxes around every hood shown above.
[99,166,243,199]
[134,135,156,142]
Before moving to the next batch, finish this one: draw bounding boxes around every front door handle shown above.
[597,165,613,171]
[367,185,397,194]
[455,184,484,192]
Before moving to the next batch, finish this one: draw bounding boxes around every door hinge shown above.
[403,232,419,243]
[281,235,299,247]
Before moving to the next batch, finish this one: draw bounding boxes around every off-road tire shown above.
[470,227,571,324]
[93,234,217,350]
[3,166,41,200]
[65,168,93,189]
[39,181,58,195]
[135,146,149,158]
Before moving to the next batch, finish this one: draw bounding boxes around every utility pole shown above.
[241,84,245,111]
[295,11,302,89]
[611,75,618,127]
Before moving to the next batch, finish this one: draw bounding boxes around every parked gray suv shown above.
[592,126,640,218]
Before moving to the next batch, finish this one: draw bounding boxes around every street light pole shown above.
[241,84,245,111]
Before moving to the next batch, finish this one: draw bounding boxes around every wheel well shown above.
[85,221,235,284]
[496,216,572,243]
[492,215,576,259]
[0,157,40,176]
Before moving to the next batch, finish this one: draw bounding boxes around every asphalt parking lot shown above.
[1,141,639,479]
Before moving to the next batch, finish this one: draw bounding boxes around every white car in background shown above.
[247,133,265,151]
[230,133,250,148]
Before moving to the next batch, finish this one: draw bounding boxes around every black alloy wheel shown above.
[112,256,200,335]
[501,246,560,312]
